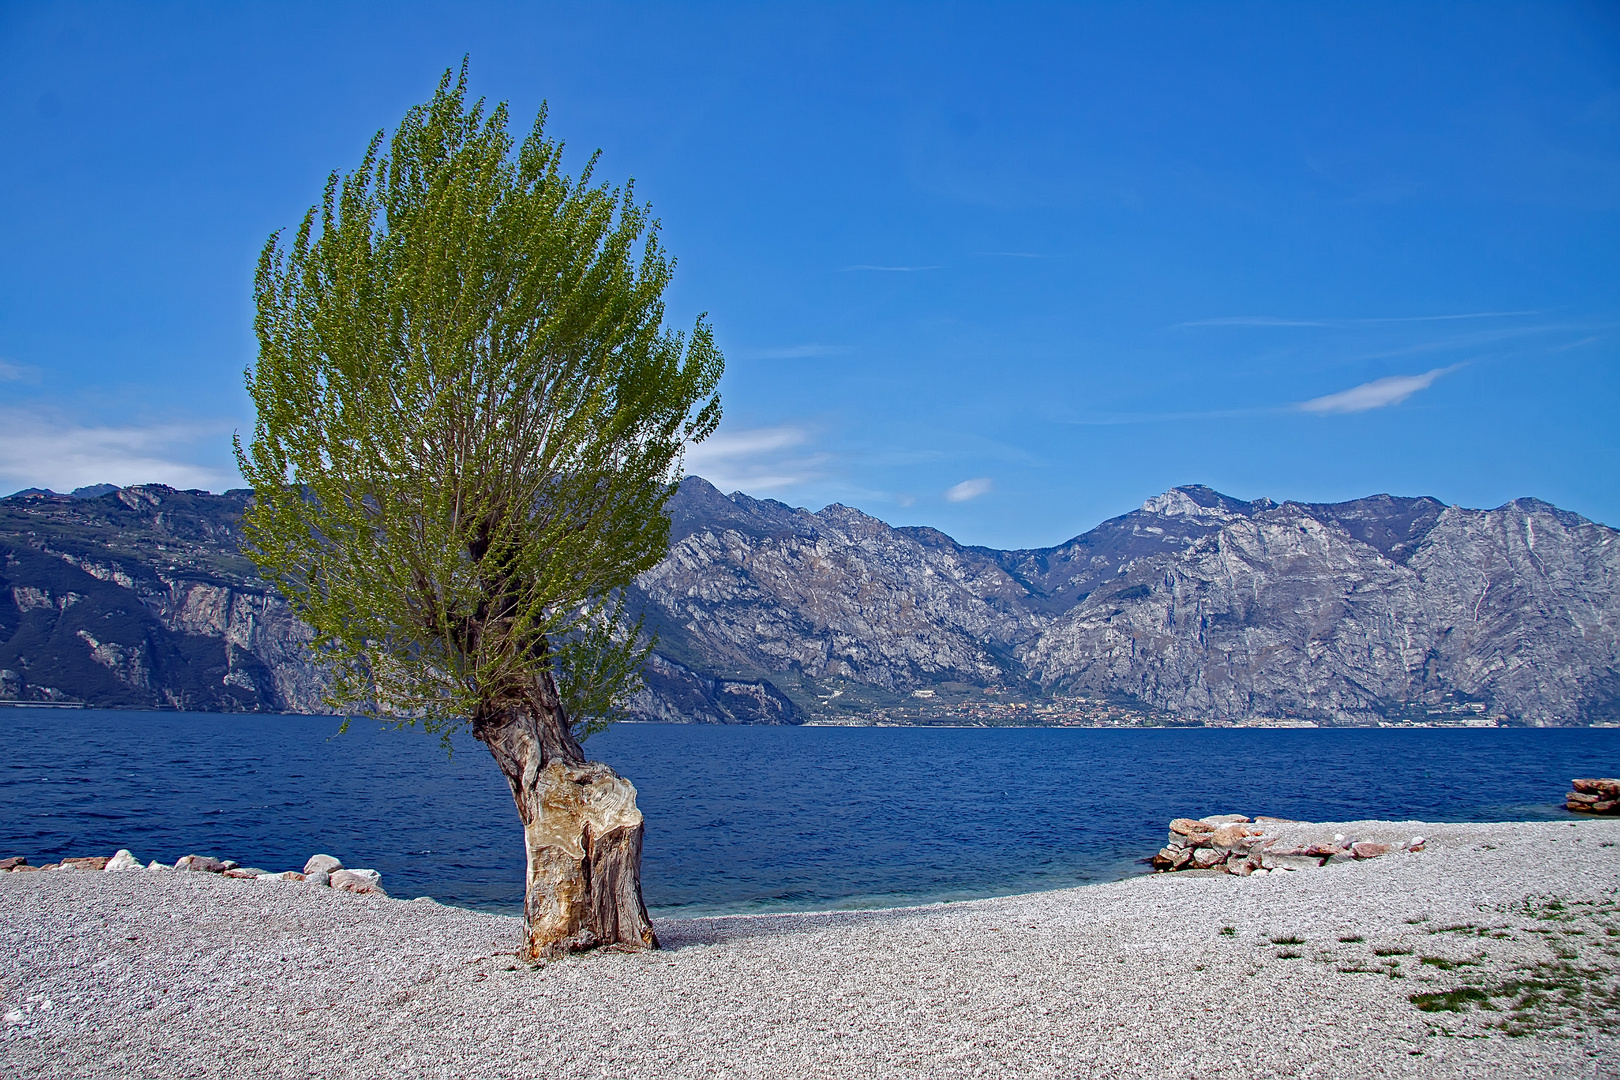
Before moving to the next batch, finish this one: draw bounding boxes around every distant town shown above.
[804,688,1512,729]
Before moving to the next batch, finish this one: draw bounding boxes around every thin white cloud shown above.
[838,264,944,272]
[0,359,39,382]
[1180,316,1329,328]
[683,424,828,493]
[730,344,849,361]
[1180,310,1539,329]
[0,407,240,493]
[945,477,993,502]
[1298,365,1462,415]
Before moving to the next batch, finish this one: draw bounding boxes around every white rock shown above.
[1199,814,1251,826]
[145,860,168,871]
[305,870,331,887]
[103,850,142,872]
[303,854,343,876]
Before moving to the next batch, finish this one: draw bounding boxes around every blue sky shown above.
[1,2,1616,548]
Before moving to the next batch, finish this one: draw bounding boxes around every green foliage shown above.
[236,62,722,740]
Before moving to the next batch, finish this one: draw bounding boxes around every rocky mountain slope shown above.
[3,479,1616,725]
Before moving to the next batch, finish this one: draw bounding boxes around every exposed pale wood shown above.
[473,669,656,958]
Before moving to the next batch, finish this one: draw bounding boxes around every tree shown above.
[235,64,722,958]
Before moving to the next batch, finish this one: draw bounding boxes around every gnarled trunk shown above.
[473,671,657,959]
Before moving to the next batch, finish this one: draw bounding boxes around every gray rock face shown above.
[2,478,1614,726]
[631,479,1619,726]
[0,485,328,712]
[1016,490,1619,725]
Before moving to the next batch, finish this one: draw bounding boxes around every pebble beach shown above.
[4,818,1619,1079]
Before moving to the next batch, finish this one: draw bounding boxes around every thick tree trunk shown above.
[472,671,657,960]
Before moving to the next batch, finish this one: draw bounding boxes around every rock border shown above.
[0,849,387,895]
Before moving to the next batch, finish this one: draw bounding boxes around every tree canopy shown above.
[236,64,722,741]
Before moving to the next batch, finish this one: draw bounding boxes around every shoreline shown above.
[5,818,1618,1078]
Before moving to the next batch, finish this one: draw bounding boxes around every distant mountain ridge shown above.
[2,479,1615,725]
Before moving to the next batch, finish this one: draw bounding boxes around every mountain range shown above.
[2,478,1615,726]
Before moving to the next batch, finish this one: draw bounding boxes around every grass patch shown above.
[1411,987,1492,1013]
[1219,926,1236,936]
[1276,950,1303,959]
[1374,946,1413,957]
[1400,896,1620,1035]
[1420,956,1482,971]
[1269,935,1305,946]
[1339,934,1364,943]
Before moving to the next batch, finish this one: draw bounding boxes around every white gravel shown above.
[3,819,1619,1079]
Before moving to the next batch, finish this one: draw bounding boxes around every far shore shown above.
[4,817,1617,1079]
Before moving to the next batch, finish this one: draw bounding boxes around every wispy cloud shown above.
[684,424,829,493]
[838,264,944,272]
[1062,407,1279,426]
[0,359,39,382]
[945,477,993,502]
[1298,365,1462,414]
[1179,310,1540,329]
[0,407,240,493]
[729,344,849,361]
[1180,316,1329,328]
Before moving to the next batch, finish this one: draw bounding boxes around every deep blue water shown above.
[2,709,1615,917]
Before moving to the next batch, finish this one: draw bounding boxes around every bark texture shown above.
[473,673,657,959]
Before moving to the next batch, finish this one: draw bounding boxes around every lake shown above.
[2,708,1614,917]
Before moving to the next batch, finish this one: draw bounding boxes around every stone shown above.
[103,850,141,872]
[1261,853,1321,872]
[1169,818,1216,837]
[1227,856,1256,876]
[1350,842,1391,858]
[1199,814,1252,826]
[220,860,239,871]
[1253,816,1298,823]
[0,857,26,871]
[223,868,269,879]
[1567,791,1601,804]
[146,860,169,871]
[1191,848,1227,869]
[60,856,109,871]
[174,855,227,873]
[1405,837,1426,852]
[303,854,343,876]
[11,864,41,872]
[260,871,305,881]
[1572,778,1620,796]
[1590,800,1618,813]
[1210,825,1261,848]
[35,864,58,871]
[330,868,385,895]
[306,870,331,886]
